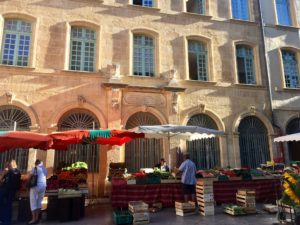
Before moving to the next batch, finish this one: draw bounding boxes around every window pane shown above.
[1,19,32,66]
[276,0,292,26]
[133,35,155,76]
[188,40,208,81]
[232,0,249,20]
[186,0,205,15]
[282,50,299,88]
[69,27,96,71]
[236,45,256,84]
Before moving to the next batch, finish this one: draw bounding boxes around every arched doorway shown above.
[125,112,162,172]
[286,118,300,161]
[238,116,270,168]
[0,105,31,172]
[186,114,220,169]
[54,109,100,173]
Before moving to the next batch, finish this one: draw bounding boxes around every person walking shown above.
[178,154,197,202]
[28,159,48,224]
[0,159,21,225]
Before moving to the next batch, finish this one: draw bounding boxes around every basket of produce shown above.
[223,204,246,216]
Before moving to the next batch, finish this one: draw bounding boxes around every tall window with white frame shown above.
[236,45,256,84]
[69,27,96,72]
[186,0,205,15]
[133,34,155,77]
[133,0,153,7]
[1,19,32,66]
[231,0,249,20]
[276,0,292,26]
[281,50,299,88]
[188,40,208,81]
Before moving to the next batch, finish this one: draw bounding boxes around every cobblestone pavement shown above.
[18,204,280,225]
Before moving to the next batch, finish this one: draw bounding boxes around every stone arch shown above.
[181,107,225,132]
[232,110,274,135]
[0,97,38,129]
[51,102,106,130]
[122,106,167,128]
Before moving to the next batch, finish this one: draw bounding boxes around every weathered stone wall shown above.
[0,0,276,196]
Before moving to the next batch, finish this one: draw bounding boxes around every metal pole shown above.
[13,121,17,131]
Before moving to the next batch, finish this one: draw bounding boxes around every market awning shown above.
[0,131,53,152]
[274,133,300,142]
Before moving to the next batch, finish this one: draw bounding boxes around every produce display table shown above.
[111,178,282,208]
[214,178,281,204]
[111,179,184,208]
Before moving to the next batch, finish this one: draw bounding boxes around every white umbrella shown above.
[130,124,224,167]
[274,132,300,142]
[130,124,224,140]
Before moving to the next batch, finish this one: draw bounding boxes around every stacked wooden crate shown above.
[175,201,196,216]
[128,201,149,224]
[236,189,256,214]
[196,179,215,216]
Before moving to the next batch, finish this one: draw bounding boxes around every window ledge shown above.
[180,12,212,20]
[61,69,100,76]
[279,87,300,92]
[0,64,35,71]
[182,80,217,86]
[275,24,300,31]
[229,19,258,26]
[127,4,161,12]
[233,83,266,89]
[128,74,159,79]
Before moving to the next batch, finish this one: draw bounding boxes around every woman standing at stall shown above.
[28,159,48,225]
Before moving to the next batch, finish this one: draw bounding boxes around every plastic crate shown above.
[136,176,147,185]
[113,211,133,225]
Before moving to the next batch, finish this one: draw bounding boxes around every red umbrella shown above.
[0,131,53,152]
[96,130,144,146]
[49,130,90,150]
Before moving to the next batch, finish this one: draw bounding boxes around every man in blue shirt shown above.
[179,154,197,202]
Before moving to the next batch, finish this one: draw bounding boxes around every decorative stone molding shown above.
[123,92,166,107]
[77,95,86,106]
[198,103,205,113]
[108,63,123,81]
[171,92,179,114]
[111,88,121,110]
[5,91,15,104]
[249,105,256,115]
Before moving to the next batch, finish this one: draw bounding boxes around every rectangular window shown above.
[232,0,249,20]
[188,40,208,81]
[133,0,153,7]
[186,0,205,15]
[236,45,256,84]
[282,50,299,88]
[276,0,292,26]
[69,27,96,72]
[1,19,32,66]
[133,35,155,77]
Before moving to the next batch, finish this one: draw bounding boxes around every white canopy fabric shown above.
[130,124,224,140]
[274,133,300,142]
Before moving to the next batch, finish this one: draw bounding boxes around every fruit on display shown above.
[46,161,88,191]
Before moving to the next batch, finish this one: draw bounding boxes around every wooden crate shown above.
[196,178,215,186]
[237,189,255,196]
[224,208,246,216]
[236,194,255,203]
[237,201,256,208]
[129,201,149,213]
[199,206,215,216]
[196,185,213,194]
[175,209,196,217]
[197,201,214,208]
[175,201,195,210]
[196,193,214,202]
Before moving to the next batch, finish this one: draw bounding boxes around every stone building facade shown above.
[260,0,300,163]
[0,0,281,196]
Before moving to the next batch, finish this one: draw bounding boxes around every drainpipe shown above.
[258,0,285,163]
